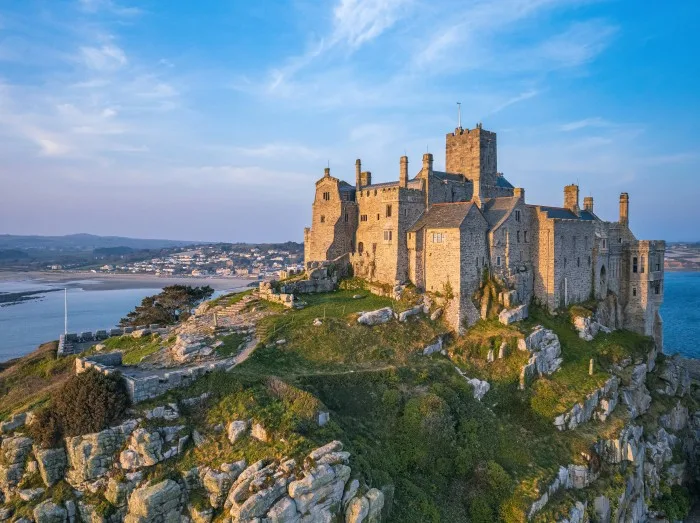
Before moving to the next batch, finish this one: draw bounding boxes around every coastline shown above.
[0,270,256,292]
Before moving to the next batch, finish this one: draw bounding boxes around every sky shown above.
[0,0,698,243]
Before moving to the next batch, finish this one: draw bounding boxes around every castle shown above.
[304,124,665,346]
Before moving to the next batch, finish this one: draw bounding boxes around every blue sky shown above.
[0,0,698,242]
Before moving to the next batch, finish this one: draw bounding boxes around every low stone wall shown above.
[58,325,165,356]
[75,353,233,403]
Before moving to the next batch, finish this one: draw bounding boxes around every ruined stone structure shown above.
[304,124,665,344]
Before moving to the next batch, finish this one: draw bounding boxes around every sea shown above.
[0,272,697,363]
[0,278,244,362]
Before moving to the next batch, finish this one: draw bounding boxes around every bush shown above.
[28,408,62,448]
[32,369,131,445]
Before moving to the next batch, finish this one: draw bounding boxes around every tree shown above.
[119,285,214,327]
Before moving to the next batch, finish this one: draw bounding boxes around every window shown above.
[632,287,637,297]
[322,192,330,201]
[655,282,661,295]
[640,255,645,273]
[632,257,638,273]
[515,210,521,222]
[482,257,485,266]
[432,232,445,243]
[656,258,661,272]
[386,204,392,218]
[344,213,348,222]
[320,215,325,223]
[360,214,368,222]
[564,257,567,268]
[602,239,607,249]
[588,256,591,267]
[372,243,377,254]
[517,231,521,243]
[619,237,622,243]
[524,231,528,243]
[377,214,380,220]
[475,257,479,267]
[383,230,393,243]
[577,257,580,268]
[357,242,364,254]
[496,256,501,266]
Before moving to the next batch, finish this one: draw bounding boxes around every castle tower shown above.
[620,193,629,227]
[564,184,580,214]
[445,124,497,198]
[583,196,594,213]
[399,156,408,188]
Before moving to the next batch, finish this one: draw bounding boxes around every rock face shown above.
[124,479,182,523]
[0,412,27,434]
[34,447,67,487]
[0,436,33,492]
[518,326,562,388]
[119,426,188,470]
[171,334,210,363]
[572,314,610,341]
[621,364,652,419]
[454,367,490,401]
[65,419,139,484]
[554,377,619,430]
[357,308,393,326]
[33,500,67,523]
[657,355,691,397]
[498,304,528,325]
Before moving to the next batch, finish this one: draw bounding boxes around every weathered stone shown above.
[34,446,67,487]
[398,305,422,322]
[267,496,300,523]
[660,401,689,432]
[429,308,443,321]
[0,412,27,434]
[227,420,249,444]
[124,479,182,523]
[33,501,67,523]
[454,366,490,400]
[188,505,213,523]
[251,423,269,442]
[357,308,393,326]
[0,436,33,490]
[18,487,45,501]
[498,304,528,325]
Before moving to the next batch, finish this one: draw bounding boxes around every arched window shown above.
[357,242,364,254]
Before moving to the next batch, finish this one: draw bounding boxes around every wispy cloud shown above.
[78,0,143,17]
[559,117,613,131]
[80,43,128,70]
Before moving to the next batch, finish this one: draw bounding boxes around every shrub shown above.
[53,369,130,437]
[28,408,63,449]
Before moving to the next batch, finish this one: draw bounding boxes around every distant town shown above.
[665,243,700,271]
[49,243,304,281]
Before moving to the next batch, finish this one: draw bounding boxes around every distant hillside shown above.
[0,249,29,260]
[0,234,202,251]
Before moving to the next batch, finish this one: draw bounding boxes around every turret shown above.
[583,196,594,213]
[399,156,408,188]
[620,193,629,227]
[564,184,579,214]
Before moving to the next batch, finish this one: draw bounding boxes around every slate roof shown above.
[496,175,514,189]
[539,206,597,221]
[483,197,518,228]
[338,181,355,192]
[408,202,474,232]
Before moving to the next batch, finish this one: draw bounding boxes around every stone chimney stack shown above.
[355,159,362,188]
[564,184,580,213]
[324,167,330,177]
[583,196,594,213]
[619,193,629,227]
[360,171,372,186]
[422,153,433,176]
[399,156,408,188]
[513,187,525,202]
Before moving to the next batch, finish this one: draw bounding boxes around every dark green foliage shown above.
[119,285,214,327]
[651,485,691,520]
[27,407,62,449]
[30,369,131,446]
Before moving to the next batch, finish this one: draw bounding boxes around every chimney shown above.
[355,159,362,188]
[422,153,433,177]
[360,171,372,186]
[619,193,629,227]
[513,187,525,202]
[564,184,579,213]
[324,167,330,177]
[399,156,408,188]
[583,196,594,213]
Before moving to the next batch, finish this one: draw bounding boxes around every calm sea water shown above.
[0,272,697,362]
[660,271,700,357]
[0,279,234,362]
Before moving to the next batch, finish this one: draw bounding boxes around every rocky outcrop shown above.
[33,500,67,523]
[66,419,139,484]
[498,304,528,325]
[34,447,67,487]
[357,308,393,326]
[554,377,619,430]
[171,334,212,363]
[227,420,250,444]
[518,326,562,388]
[421,336,444,356]
[119,426,188,470]
[661,401,689,432]
[572,315,610,341]
[621,364,652,418]
[454,367,490,401]
[0,412,27,435]
[657,355,691,397]
[124,479,183,523]
[0,436,33,493]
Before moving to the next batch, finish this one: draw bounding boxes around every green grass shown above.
[102,334,165,365]
[208,289,254,309]
[215,332,246,357]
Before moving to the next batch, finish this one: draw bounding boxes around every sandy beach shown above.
[0,271,256,292]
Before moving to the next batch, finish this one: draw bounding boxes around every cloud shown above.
[559,117,613,131]
[231,143,321,160]
[489,90,540,115]
[78,0,143,17]
[333,0,411,49]
[80,44,128,70]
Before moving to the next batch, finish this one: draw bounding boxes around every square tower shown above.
[445,124,498,187]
